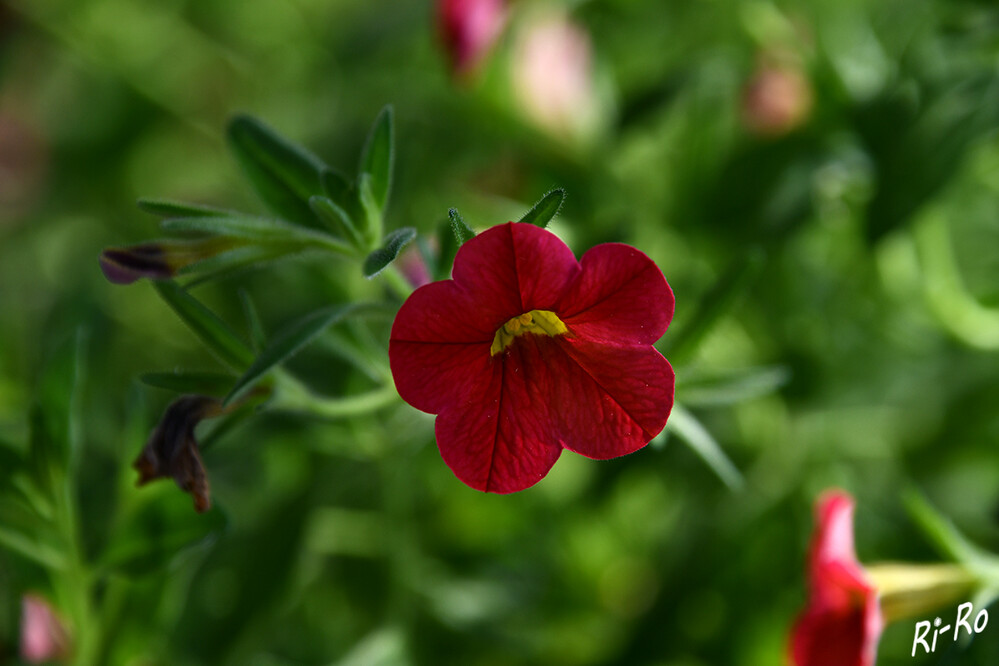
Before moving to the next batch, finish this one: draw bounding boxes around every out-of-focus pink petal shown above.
[20,594,68,664]
[439,0,507,77]
[558,243,674,345]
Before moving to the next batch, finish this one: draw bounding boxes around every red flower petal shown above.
[553,338,674,458]
[790,491,883,666]
[451,222,579,312]
[558,242,674,345]
[435,336,563,492]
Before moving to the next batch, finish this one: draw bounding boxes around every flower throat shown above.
[490,310,568,356]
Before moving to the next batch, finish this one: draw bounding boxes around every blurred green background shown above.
[2,0,999,664]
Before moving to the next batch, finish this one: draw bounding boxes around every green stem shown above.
[270,375,400,419]
[381,264,415,299]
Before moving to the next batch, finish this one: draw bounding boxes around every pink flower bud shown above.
[439,0,507,78]
[20,595,69,664]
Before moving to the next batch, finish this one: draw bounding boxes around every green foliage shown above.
[6,1,999,664]
[152,281,255,371]
[362,227,417,278]
[517,188,566,228]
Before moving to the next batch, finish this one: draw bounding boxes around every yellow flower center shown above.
[490,310,568,356]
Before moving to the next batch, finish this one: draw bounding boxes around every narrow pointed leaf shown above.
[677,366,790,407]
[903,489,993,569]
[310,195,364,249]
[137,199,232,218]
[321,169,365,230]
[358,105,394,212]
[160,215,351,254]
[153,281,254,371]
[29,330,85,494]
[363,227,417,278]
[357,173,382,248]
[238,289,266,351]
[227,114,326,228]
[139,371,237,396]
[518,188,566,228]
[224,303,380,406]
[666,404,743,490]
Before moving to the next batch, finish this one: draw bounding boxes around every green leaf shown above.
[29,330,86,494]
[137,198,232,218]
[238,289,266,352]
[153,281,254,371]
[139,371,236,396]
[677,366,790,407]
[518,188,566,228]
[309,195,364,249]
[161,215,351,254]
[224,303,380,406]
[666,404,743,490]
[357,173,382,248]
[363,227,417,278]
[100,486,227,577]
[226,114,327,229]
[358,105,394,212]
[903,489,995,571]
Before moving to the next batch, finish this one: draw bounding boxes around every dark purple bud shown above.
[100,244,173,284]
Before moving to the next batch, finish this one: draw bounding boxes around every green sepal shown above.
[153,281,254,371]
[363,227,417,278]
[137,198,232,219]
[226,114,327,229]
[224,303,382,406]
[518,188,566,228]
[358,105,394,213]
[433,208,475,280]
[160,215,351,254]
[139,371,237,396]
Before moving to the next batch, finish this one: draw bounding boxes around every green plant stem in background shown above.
[380,265,415,300]
[270,371,400,420]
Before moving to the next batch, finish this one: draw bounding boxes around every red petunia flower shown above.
[790,490,883,666]
[389,222,675,492]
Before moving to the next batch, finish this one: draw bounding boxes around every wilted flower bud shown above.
[439,0,507,78]
[20,594,69,664]
[99,237,237,285]
[134,395,225,513]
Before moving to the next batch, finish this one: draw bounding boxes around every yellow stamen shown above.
[490,310,568,355]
